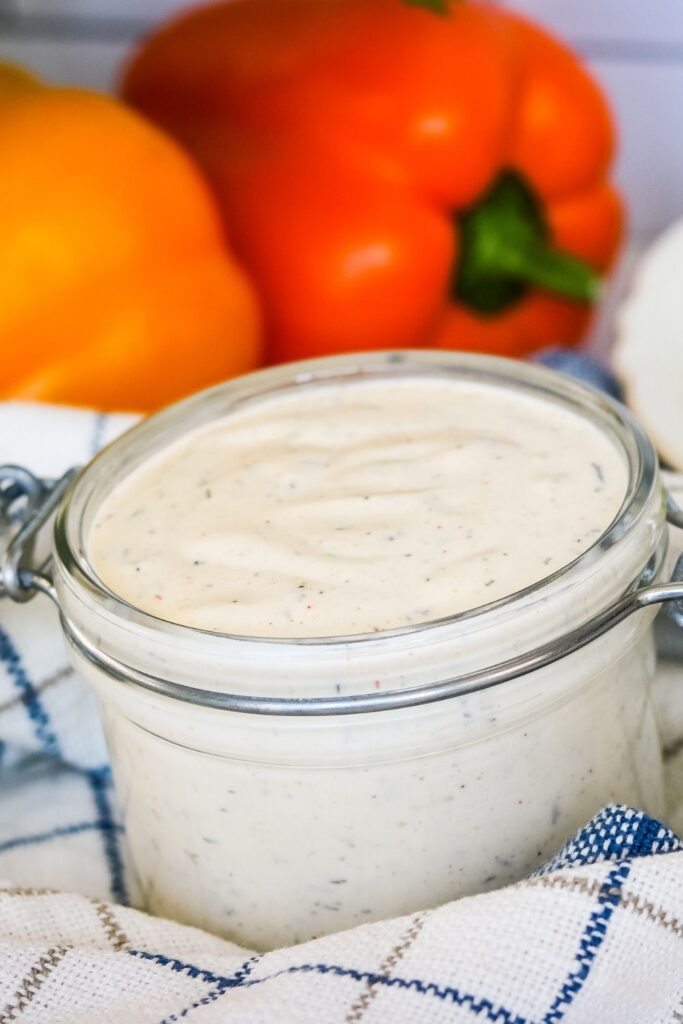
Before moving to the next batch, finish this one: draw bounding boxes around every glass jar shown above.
[3,350,682,952]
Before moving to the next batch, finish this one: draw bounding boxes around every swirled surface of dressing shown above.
[89,377,628,638]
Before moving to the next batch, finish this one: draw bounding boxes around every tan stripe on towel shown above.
[0,946,70,1022]
[526,874,683,938]
[344,913,427,1024]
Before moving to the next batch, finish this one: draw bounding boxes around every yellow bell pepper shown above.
[0,63,261,411]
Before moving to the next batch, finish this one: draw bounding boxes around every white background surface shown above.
[0,0,679,238]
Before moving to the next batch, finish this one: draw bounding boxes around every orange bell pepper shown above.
[0,64,261,411]
[123,0,622,363]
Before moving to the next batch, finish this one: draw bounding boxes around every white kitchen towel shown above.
[0,402,136,774]
[2,401,683,1023]
[0,404,138,908]
[0,806,682,1024]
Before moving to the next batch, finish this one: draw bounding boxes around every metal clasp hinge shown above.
[0,465,78,605]
[666,493,683,627]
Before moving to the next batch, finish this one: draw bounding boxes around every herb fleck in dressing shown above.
[90,377,627,638]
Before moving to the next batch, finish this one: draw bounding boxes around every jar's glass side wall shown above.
[71,611,662,951]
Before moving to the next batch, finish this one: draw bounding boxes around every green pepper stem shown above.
[402,0,450,13]
[454,170,600,316]
[498,240,599,304]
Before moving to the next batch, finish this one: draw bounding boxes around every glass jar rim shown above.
[55,349,659,652]
[50,350,669,714]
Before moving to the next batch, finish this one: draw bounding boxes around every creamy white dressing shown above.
[70,361,666,950]
[89,377,627,638]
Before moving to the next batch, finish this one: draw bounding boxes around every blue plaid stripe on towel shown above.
[3,402,683,1023]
